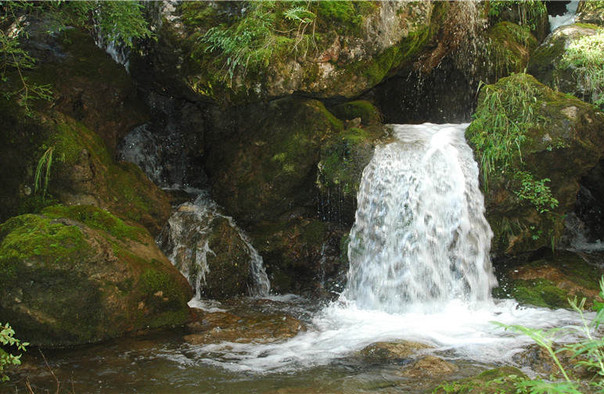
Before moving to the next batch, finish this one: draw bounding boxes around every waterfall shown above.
[159,192,270,300]
[343,123,497,313]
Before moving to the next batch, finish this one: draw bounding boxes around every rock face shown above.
[0,20,170,235]
[529,24,603,109]
[0,205,192,347]
[467,73,604,256]
[139,1,437,104]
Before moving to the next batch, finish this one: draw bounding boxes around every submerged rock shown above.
[400,355,458,378]
[184,308,304,345]
[359,340,432,363]
[0,205,192,347]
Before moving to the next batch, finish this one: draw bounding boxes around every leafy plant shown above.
[467,75,546,189]
[34,146,54,201]
[0,323,28,382]
[488,0,547,31]
[514,171,559,213]
[496,276,604,393]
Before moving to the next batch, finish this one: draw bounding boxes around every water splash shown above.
[159,192,270,301]
[344,123,496,313]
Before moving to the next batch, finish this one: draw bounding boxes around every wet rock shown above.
[400,355,458,378]
[512,344,593,381]
[494,249,604,309]
[184,309,304,345]
[466,73,604,256]
[359,341,432,363]
[205,97,343,225]
[0,205,192,347]
[159,195,268,299]
[317,124,386,226]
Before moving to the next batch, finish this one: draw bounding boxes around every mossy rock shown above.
[528,24,603,109]
[494,249,604,309]
[329,100,383,126]
[576,1,604,26]
[0,107,171,235]
[467,73,604,256]
[206,97,343,224]
[0,205,192,347]
[483,21,538,81]
[22,20,148,152]
[141,1,435,104]
[317,125,386,225]
[434,366,527,393]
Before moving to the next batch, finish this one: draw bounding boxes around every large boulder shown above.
[0,205,192,347]
[529,24,603,110]
[466,73,604,255]
[136,1,437,104]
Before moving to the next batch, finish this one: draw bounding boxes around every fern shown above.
[34,146,54,201]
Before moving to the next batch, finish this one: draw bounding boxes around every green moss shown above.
[41,205,145,241]
[436,367,526,393]
[486,22,537,79]
[330,100,382,125]
[315,1,376,37]
[0,214,88,268]
[510,278,569,309]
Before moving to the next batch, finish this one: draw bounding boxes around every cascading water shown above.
[183,123,586,373]
[344,123,496,313]
[158,192,270,304]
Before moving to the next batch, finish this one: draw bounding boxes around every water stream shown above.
[10,123,591,392]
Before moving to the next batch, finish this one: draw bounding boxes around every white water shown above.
[344,124,496,313]
[180,124,588,373]
[159,192,270,302]
[549,1,580,32]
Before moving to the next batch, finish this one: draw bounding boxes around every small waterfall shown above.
[549,1,579,32]
[343,123,496,313]
[159,193,270,300]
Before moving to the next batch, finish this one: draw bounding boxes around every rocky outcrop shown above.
[138,1,438,104]
[467,73,604,256]
[0,205,192,347]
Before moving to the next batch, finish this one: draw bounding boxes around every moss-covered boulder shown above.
[467,73,604,255]
[138,1,437,104]
[0,205,192,347]
[205,97,343,224]
[528,24,603,109]
[576,1,604,26]
[494,250,603,309]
